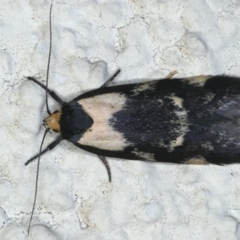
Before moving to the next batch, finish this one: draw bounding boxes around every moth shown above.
[27,73,240,171]
[25,3,240,235]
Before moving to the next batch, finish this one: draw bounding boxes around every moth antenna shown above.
[27,128,49,235]
[100,69,121,88]
[45,3,53,115]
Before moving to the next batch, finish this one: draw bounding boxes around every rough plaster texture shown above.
[1,0,240,239]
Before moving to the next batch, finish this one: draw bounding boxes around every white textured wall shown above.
[1,0,240,239]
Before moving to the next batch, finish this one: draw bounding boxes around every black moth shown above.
[27,74,240,169]
[25,3,240,235]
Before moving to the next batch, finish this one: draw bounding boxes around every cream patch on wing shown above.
[132,150,156,162]
[168,96,183,108]
[184,156,208,165]
[160,95,188,151]
[169,135,185,150]
[201,141,214,151]
[79,93,129,151]
[132,81,156,95]
[184,75,212,87]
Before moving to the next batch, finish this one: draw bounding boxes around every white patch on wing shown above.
[166,95,186,117]
[132,150,156,161]
[201,141,214,151]
[79,93,130,151]
[168,96,183,108]
[184,156,208,165]
[169,135,185,150]
[184,75,212,87]
[132,81,156,95]
[160,95,188,151]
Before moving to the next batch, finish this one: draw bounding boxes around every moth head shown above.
[44,110,62,133]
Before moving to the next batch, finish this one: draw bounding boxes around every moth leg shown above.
[25,137,62,165]
[100,69,121,88]
[98,155,112,182]
[27,77,65,105]
[166,70,178,79]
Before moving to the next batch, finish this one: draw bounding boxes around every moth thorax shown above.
[44,110,62,132]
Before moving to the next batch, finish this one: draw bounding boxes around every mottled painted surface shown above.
[1,1,240,240]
